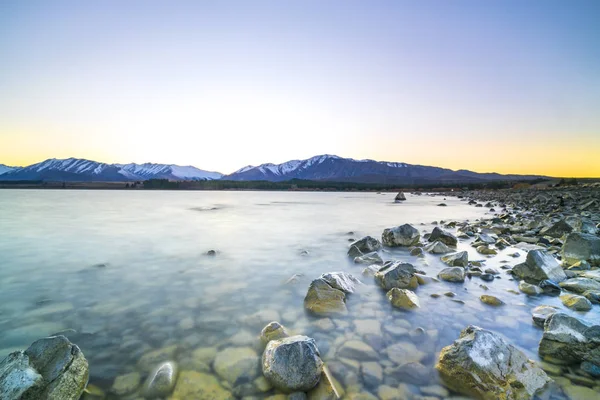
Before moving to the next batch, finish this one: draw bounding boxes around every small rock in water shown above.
[519,281,542,295]
[112,372,141,396]
[143,361,178,398]
[441,251,468,267]
[539,279,562,296]
[480,295,504,306]
[260,321,290,345]
[438,267,465,283]
[206,250,217,256]
[381,224,420,247]
[560,293,592,311]
[387,288,420,310]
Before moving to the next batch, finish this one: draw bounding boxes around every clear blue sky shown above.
[1,0,599,176]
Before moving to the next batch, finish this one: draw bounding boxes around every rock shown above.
[519,281,542,295]
[388,362,430,384]
[143,361,177,398]
[307,365,343,400]
[539,313,600,370]
[512,250,567,283]
[0,335,89,400]
[559,278,600,294]
[169,370,233,400]
[540,220,573,238]
[374,262,418,290]
[438,267,465,283]
[261,322,290,345]
[438,203,447,206]
[429,227,458,247]
[424,240,452,254]
[562,233,600,266]
[337,340,378,361]
[395,192,406,201]
[304,278,348,316]
[353,320,381,336]
[354,252,383,265]
[262,336,323,392]
[436,325,551,399]
[384,342,425,366]
[583,290,600,304]
[539,280,562,296]
[477,233,496,244]
[567,261,591,271]
[137,345,179,372]
[559,294,592,311]
[476,245,498,255]
[361,362,383,387]
[441,251,468,267]
[480,273,495,282]
[480,295,504,306]
[381,224,420,247]
[213,347,260,386]
[562,385,599,400]
[348,236,382,257]
[319,272,361,293]
[410,247,424,257]
[112,372,141,396]
[387,288,420,310]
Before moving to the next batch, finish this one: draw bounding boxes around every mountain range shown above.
[0,155,546,184]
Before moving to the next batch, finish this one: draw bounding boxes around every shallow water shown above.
[0,190,595,398]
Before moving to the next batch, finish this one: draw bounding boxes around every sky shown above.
[1,0,599,177]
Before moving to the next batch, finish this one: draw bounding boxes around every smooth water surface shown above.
[0,190,590,398]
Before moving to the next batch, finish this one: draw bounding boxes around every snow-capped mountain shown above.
[0,158,223,182]
[224,154,544,184]
[0,164,19,176]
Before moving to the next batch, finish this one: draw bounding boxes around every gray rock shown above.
[382,224,420,247]
[559,278,600,294]
[395,192,406,201]
[560,294,592,311]
[533,307,560,329]
[539,280,562,296]
[260,322,289,345]
[304,278,347,316]
[374,262,418,290]
[429,227,458,247]
[0,335,89,400]
[562,233,600,266]
[262,335,323,393]
[438,267,465,283]
[436,325,551,399]
[540,220,573,238]
[319,272,361,294]
[424,240,452,254]
[441,251,468,267]
[348,236,382,257]
[143,361,178,398]
[512,250,566,283]
[519,281,542,296]
[354,252,383,265]
[539,313,600,369]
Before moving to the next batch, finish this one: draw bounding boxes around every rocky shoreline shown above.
[1,185,599,399]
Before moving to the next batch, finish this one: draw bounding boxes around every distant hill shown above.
[0,155,548,183]
[0,158,223,182]
[224,154,546,184]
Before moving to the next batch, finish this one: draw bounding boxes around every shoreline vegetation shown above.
[0,177,595,192]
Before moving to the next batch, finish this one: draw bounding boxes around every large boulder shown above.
[436,326,551,400]
[304,273,359,316]
[438,267,465,283]
[539,313,600,372]
[262,335,323,393]
[347,236,382,258]
[0,336,89,400]
[512,250,566,283]
[441,251,468,267]
[562,233,600,266]
[374,262,418,290]
[429,227,458,247]
[382,224,420,247]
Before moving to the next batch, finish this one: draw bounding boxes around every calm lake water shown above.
[0,190,592,398]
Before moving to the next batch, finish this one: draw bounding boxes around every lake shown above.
[0,190,589,398]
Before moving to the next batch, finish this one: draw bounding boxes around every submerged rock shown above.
[436,325,551,399]
[562,233,600,266]
[387,288,420,310]
[438,267,465,283]
[441,251,468,267]
[260,322,290,345]
[374,262,418,290]
[512,250,566,283]
[214,347,260,386]
[143,361,178,398]
[169,370,233,400]
[0,335,89,400]
[381,224,420,247]
[262,335,323,393]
